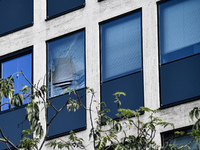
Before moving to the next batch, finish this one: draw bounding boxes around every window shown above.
[100,10,144,119]
[159,0,200,106]
[0,48,32,149]
[47,30,86,138]
[47,30,85,98]
[47,0,85,19]
[162,128,199,149]
[0,50,32,111]
[0,0,33,36]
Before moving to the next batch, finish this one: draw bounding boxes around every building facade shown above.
[0,0,200,149]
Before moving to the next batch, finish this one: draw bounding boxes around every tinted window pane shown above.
[47,0,85,18]
[1,53,32,111]
[48,89,86,138]
[100,11,143,119]
[101,11,142,82]
[101,72,144,119]
[160,54,200,106]
[0,0,33,36]
[159,0,200,64]
[0,107,29,149]
[47,30,85,98]
[162,129,199,149]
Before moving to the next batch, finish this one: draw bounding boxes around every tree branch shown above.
[0,128,19,149]
[89,92,96,149]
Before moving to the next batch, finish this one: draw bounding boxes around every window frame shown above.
[46,29,86,139]
[46,0,85,20]
[157,0,200,108]
[99,9,144,119]
[0,47,33,113]
[161,126,196,148]
[46,28,86,99]
[0,0,34,37]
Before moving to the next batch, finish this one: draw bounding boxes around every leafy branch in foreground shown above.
[46,131,85,149]
[0,72,200,150]
[0,71,47,150]
[47,91,176,150]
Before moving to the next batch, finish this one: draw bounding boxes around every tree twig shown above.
[0,128,19,149]
[89,92,96,149]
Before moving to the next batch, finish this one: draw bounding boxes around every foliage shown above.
[0,72,200,150]
[46,131,84,149]
[47,91,175,150]
[18,130,40,150]
[0,72,46,150]
[91,98,174,150]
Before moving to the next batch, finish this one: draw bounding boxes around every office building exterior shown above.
[0,0,199,149]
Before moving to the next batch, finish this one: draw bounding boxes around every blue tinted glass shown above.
[170,135,198,149]
[1,53,32,111]
[101,11,142,82]
[101,72,144,119]
[163,129,199,150]
[48,30,85,98]
[0,0,33,36]
[48,89,86,137]
[47,0,85,18]
[159,0,200,64]
[160,54,200,106]
[0,106,29,149]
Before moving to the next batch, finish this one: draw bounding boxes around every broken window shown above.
[47,30,85,98]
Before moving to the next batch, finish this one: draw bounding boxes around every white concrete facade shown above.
[0,0,197,149]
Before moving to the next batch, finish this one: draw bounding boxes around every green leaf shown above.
[113,92,126,96]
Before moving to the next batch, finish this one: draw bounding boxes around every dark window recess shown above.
[47,30,86,138]
[101,72,144,119]
[0,48,32,150]
[0,107,30,149]
[100,10,144,119]
[47,89,86,139]
[0,0,33,36]
[160,54,200,106]
[47,0,85,19]
[162,128,199,149]
[159,0,200,106]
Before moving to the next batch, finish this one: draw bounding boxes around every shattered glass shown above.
[47,31,85,98]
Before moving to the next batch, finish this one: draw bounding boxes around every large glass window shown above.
[47,30,85,98]
[0,49,32,149]
[162,128,199,149]
[47,0,85,19]
[159,0,200,64]
[0,0,33,36]
[47,30,86,138]
[159,0,200,106]
[100,10,144,119]
[1,51,32,111]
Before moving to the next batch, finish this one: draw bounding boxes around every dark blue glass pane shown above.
[159,0,200,64]
[47,30,85,98]
[160,54,200,106]
[1,53,32,111]
[0,0,33,36]
[101,72,144,119]
[48,89,86,138]
[163,129,199,149]
[101,11,142,82]
[0,108,29,149]
[170,135,198,149]
[47,0,85,18]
